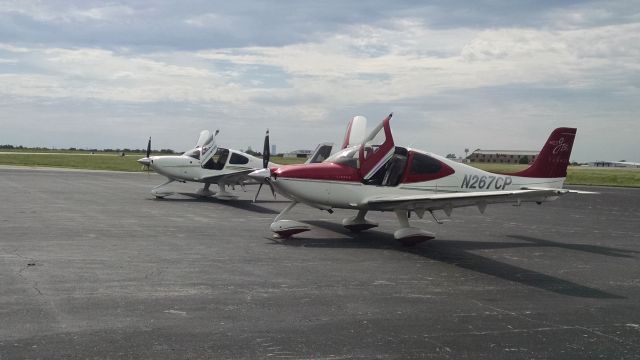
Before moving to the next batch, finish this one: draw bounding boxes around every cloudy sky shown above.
[0,0,638,161]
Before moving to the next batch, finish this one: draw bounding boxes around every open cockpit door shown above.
[198,130,219,166]
[195,130,211,148]
[306,142,334,164]
[358,113,395,180]
[341,116,367,149]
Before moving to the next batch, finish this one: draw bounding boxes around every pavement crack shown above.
[32,281,43,296]
[12,251,43,296]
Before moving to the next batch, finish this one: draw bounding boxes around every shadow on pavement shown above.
[269,220,627,300]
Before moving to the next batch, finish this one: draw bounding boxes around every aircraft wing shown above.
[520,186,598,194]
[200,169,258,185]
[364,189,576,214]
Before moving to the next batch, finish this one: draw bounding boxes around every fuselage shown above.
[149,147,266,183]
[269,149,564,210]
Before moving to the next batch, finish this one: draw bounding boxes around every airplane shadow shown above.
[269,220,631,299]
[217,200,280,214]
[149,196,280,215]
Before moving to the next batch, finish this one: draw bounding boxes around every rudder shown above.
[512,127,576,178]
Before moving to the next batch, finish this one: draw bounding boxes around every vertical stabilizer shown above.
[512,128,576,178]
[306,142,334,164]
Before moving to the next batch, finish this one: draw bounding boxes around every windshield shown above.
[183,148,201,160]
[324,146,359,168]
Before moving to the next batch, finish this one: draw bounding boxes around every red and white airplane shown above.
[250,113,594,245]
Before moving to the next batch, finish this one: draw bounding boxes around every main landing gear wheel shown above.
[271,220,311,238]
[344,223,378,233]
[393,209,435,246]
[195,183,216,197]
[215,183,239,201]
[342,209,378,233]
[393,228,435,246]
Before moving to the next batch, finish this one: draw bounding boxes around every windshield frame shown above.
[324,146,359,168]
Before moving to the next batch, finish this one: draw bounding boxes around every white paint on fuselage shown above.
[149,150,268,184]
[149,155,203,181]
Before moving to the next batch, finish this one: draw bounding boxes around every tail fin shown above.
[512,127,576,178]
[306,142,334,164]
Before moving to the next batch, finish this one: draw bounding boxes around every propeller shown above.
[253,129,276,202]
[137,137,152,173]
[263,129,270,168]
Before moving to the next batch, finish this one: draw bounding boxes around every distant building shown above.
[271,144,276,155]
[284,149,313,159]
[467,149,539,164]
[588,161,640,168]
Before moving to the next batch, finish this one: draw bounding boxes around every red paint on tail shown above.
[511,127,576,178]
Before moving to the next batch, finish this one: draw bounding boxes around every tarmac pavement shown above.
[1,167,639,359]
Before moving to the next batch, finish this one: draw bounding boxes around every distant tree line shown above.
[1,145,50,150]
[0,144,176,154]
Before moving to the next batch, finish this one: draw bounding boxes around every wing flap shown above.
[521,186,599,194]
[365,189,563,212]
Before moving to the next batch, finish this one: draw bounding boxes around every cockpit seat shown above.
[382,148,408,186]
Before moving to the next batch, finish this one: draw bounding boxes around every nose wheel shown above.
[151,179,175,198]
[270,202,310,238]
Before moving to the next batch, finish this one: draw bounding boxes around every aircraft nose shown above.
[137,157,151,166]
[249,168,271,181]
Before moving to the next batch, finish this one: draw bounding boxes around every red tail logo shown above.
[512,128,576,178]
[550,138,569,154]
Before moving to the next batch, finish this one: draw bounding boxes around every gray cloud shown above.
[0,0,638,162]
[4,1,629,51]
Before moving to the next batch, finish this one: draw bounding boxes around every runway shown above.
[1,167,639,359]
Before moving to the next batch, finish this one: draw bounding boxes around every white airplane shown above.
[137,130,278,200]
[137,128,341,200]
[250,113,595,245]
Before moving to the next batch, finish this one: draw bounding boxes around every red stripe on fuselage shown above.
[273,163,361,182]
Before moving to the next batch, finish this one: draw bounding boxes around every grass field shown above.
[1,152,638,187]
[0,153,148,171]
[471,163,640,188]
[0,152,305,172]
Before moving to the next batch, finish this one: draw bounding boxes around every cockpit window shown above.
[410,153,442,174]
[324,146,359,168]
[203,148,229,170]
[183,149,201,160]
[229,153,249,165]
